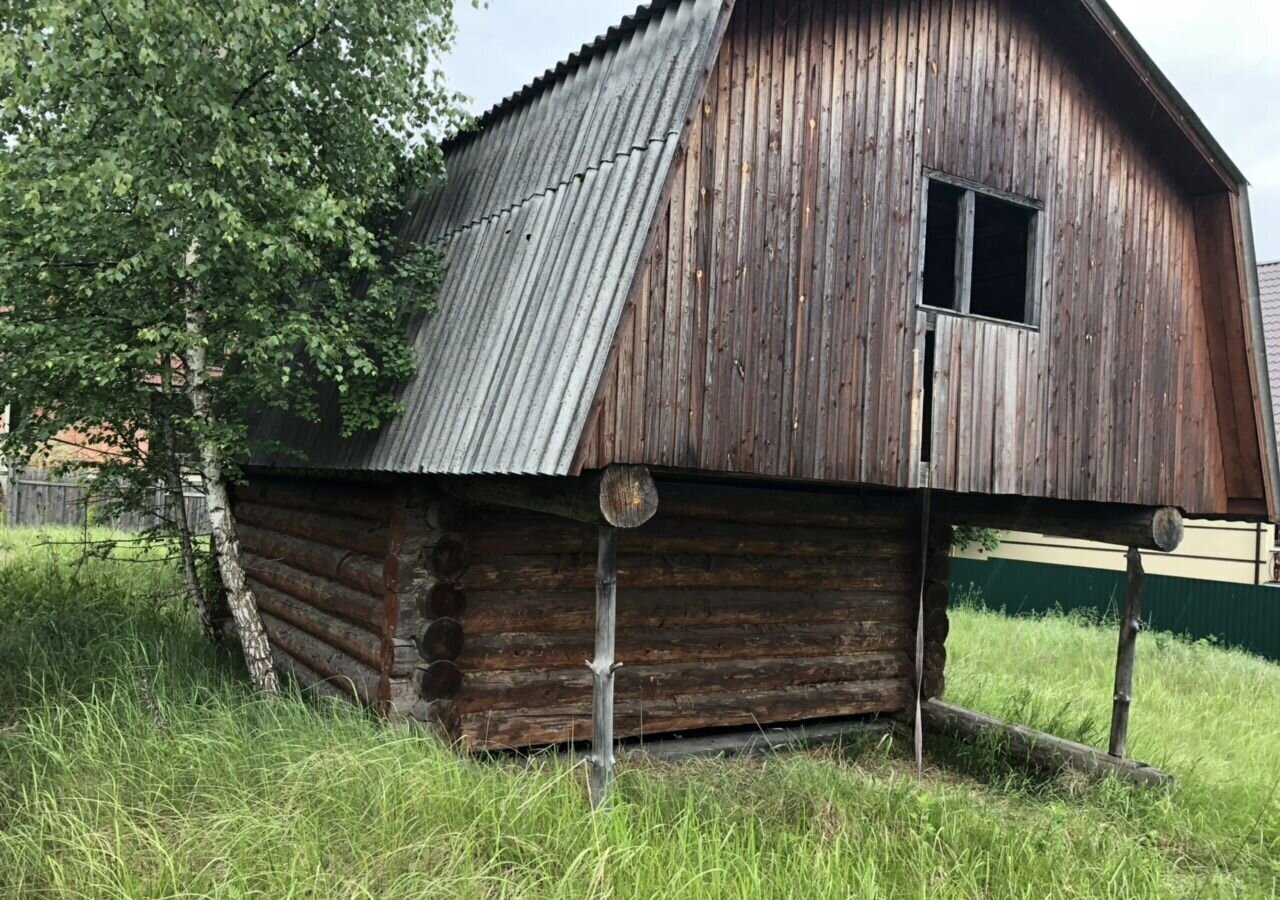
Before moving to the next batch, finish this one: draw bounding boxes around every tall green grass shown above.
[0,530,1277,898]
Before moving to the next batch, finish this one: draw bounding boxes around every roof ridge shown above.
[446,0,684,149]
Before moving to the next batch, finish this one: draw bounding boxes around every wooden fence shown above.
[2,467,210,533]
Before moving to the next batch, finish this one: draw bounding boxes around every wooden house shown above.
[240,0,1277,772]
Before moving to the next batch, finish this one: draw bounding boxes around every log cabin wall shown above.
[425,479,934,752]
[231,476,440,723]
[578,0,1254,516]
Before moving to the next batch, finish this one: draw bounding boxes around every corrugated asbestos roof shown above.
[250,0,725,475]
[1258,260,1280,433]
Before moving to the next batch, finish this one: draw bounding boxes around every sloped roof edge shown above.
[446,0,712,151]
[1078,0,1245,188]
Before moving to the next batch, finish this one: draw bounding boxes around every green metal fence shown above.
[951,557,1280,663]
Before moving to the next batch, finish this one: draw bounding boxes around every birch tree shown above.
[0,0,465,692]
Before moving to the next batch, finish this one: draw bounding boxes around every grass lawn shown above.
[0,529,1277,899]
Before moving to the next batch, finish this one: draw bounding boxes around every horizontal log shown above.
[921,700,1173,788]
[235,500,391,557]
[252,583,385,672]
[243,553,382,629]
[458,589,913,635]
[656,481,914,529]
[260,613,382,706]
[466,511,917,559]
[442,465,658,528]
[417,617,465,662]
[271,645,354,704]
[235,477,397,522]
[458,621,911,672]
[461,678,912,750]
[453,652,912,713]
[239,524,385,596]
[459,554,916,592]
[934,496,1184,553]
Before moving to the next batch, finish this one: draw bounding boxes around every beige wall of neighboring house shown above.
[955,520,1276,585]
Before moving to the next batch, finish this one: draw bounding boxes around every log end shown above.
[417,617,465,662]
[1151,508,1184,553]
[598,465,659,529]
[417,661,464,700]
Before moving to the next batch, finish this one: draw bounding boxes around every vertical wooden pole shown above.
[589,525,618,809]
[1108,547,1145,758]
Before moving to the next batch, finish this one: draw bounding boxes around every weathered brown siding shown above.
[578,0,1256,516]
[421,480,935,751]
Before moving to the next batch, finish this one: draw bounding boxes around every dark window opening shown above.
[922,182,963,311]
[971,195,1034,322]
[920,175,1039,326]
[921,330,935,463]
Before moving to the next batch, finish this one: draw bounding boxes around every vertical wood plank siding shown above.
[579,0,1236,515]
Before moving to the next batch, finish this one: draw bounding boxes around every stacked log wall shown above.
[429,480,930,751]
[233,475,428,720]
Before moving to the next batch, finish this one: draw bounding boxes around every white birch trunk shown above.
[184,305,279,694]
[158,362,223,643]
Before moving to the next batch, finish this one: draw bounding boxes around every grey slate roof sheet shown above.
[1258,260,1280,431]
[250,0,724,475]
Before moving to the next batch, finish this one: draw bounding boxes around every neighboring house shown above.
[965,259,1280,585]
[237,0,1275,751]
[956,520,1275,585]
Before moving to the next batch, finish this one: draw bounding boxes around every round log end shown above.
[430,536,470,577]
[417,617,465,662]
[924,552,953,582]
[923,580,950,610]
[416,661,464,700]
[598,465,659,529]
[416,580,467,619]
[1151,508,1184,553]
[425,500,466,532]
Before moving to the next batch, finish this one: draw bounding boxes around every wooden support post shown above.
[1109,547,1145,758]
[588,525,618,810]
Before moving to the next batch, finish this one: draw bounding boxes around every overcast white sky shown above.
[443,0,1280,261]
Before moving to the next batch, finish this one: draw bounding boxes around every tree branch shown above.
[232,23,333,110]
